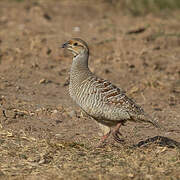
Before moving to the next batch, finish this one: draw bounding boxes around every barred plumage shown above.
[62,38,162,143]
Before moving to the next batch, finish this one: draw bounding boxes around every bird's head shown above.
[62,38,89,57]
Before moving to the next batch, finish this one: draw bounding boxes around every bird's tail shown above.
[138,113,165,131]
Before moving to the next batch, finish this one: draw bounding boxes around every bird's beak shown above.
[62,42,68,48]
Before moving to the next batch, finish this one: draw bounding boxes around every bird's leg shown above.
[101,130,111,143]
[97,130,111,148]
[112,123,124,143]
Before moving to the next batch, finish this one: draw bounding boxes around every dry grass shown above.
[0,126,180,179]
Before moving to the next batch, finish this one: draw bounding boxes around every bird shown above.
[62,38,162,144]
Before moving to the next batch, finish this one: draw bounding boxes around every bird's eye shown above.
[73,42,78,46]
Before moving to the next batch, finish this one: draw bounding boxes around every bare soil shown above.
[0,0,180,179]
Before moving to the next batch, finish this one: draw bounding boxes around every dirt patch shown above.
[0,0,180,179]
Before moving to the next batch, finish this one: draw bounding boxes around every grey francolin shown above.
[62,38,161,143]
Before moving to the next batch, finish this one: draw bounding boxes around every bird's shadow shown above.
[132,136,180,149]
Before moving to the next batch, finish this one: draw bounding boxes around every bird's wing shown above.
[90,76,144,116]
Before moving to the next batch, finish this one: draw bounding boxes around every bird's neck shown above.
[70,51,91,82]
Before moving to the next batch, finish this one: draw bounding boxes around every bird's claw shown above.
[112,131,124,143]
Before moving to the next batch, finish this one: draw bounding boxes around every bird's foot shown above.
[96,130,111,148]
[112,131,124,143]
[112,123,124,143]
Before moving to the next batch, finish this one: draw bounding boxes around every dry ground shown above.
[0,0,180,179]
